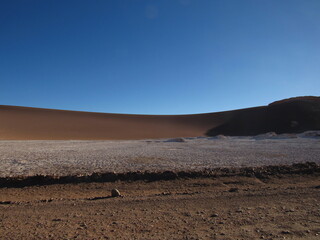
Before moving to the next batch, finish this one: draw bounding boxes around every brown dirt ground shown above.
[0,173,319,239]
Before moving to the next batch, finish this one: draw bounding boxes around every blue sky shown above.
[1,0,319,114]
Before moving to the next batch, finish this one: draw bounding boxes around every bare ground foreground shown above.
[0,135,319,239]
[0,173,320,240]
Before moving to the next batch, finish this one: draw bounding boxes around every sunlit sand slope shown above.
[0,105,228,140]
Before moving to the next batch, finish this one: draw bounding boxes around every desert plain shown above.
[0,135,319,178]
[0,97,320,239]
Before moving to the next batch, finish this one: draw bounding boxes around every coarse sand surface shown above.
[0,135,319,177]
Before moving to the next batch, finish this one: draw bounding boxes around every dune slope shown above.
[0,106,228,140]
[207,96,320,136]
[0,96,319,140]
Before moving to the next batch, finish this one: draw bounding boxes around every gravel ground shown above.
[1,175,320,239]
[0,134,319,177]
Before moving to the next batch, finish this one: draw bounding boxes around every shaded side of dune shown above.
[206,96,320,136]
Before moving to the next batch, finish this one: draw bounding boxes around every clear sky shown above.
[1,0,319,114]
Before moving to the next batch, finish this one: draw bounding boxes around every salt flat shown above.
[0,135,319,177]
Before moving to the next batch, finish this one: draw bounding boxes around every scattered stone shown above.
[40,199,53,203]
[52,218,62,222]
[79,223,88,228]
[165,138,185,142]
[229,187,239,192]
[163,192,171,195]
[111,189,121,197]
[159,192,171,196]
[216,135,228,139]
[299,131,320,138]
[285,209,295,212]
[255,132,277,139]
[236,208,243,213]
[274,133,297,139]
[183,212,191,217]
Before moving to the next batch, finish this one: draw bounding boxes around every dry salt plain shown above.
[1,132,319,178]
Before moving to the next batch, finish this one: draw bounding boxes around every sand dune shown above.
[0,96,319,140]
[0,105,228,140]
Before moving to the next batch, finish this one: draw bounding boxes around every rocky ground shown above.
[0,172,319,239]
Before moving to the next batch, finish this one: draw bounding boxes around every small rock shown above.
[285,209,295,212]
[165,137,185,142]
[236,208,243,213]
[210,213,219,217]
[229,188,239,192]
[161,192,171,196]
[216,135,228,139]
[281,230,291,234]
[52,218,62,222]
[183,212,191,217]
[111,189,121,197]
